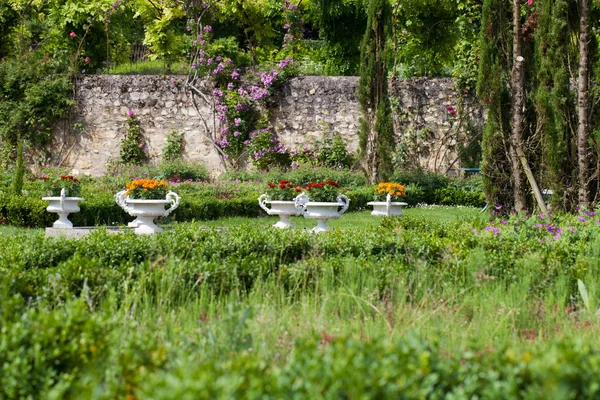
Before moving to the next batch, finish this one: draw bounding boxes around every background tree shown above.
[311,0,367,75]
[534,0,577,211]
[358,0,395,183]
[477,0,513,211]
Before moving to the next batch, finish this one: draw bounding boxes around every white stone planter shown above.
[42,189,84,229]
[367,194,407,216]
[115,190,180,234]
[258,194,306,229]
[295,193,350,233]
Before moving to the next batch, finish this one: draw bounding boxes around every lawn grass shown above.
[197,205,486,230]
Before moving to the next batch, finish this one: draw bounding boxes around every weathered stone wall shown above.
[53,75,484,176]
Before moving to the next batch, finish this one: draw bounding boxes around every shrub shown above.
[153,160,210,182]
[120,110,147,165]
[315,134,355,169]
[162,130,185,162]
[0,298,110,399]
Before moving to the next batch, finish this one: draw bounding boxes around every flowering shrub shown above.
[246,126,291,171]
[373,182,406,201]
[40,175,82,197]
[266,180,302,201]
[125,179,169,200]
[184,1,301,171]
[302,180,342,202]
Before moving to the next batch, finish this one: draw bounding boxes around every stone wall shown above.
[52,75,484,176]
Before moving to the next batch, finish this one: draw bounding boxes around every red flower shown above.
[280,180,289,184]
[268,182,276,188]
[279,183,286,189]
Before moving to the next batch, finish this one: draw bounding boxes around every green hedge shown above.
[0,189,377,228]
[0,184,483,228]
[2,297,600,400]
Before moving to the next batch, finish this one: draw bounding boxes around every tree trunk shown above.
[577,0,591,207]
[510,0,527,212]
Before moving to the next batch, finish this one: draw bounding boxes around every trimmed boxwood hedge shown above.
[0,185,484,228]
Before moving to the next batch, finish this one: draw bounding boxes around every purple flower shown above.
[578,216,587,222]
[500,221,507,225]
[538,214,545,219]
[227,83,234,90]
[203,25,212,33]
[586,211,595,216]
[234,118,241,126]
[232,70,240,80]
[127,109,135,117]
[278,58,293,69]
[495,205,502,210]
[233,131,241,137]
[484,226,500,234]
[192,63,198,69]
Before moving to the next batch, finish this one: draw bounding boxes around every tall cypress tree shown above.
[358,0,395,183]
[477,0,513,211]
[534,0,577,211]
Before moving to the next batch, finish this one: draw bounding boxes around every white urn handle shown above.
[165,191,180,215]
[59,188,66,212]
[386,193,392,216]
[337,194,350,215]
[295,193,309,214]
[258,193,271,213]
[115,190,134,213]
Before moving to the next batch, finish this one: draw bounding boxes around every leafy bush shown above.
[315,134,355,169]
[120,112,147,165]
[0,298,110,399]
[225,165,368,188]
[161,130,185,162]
[389,171,449,202]
[0,194,53,227]
[153,160,210,182]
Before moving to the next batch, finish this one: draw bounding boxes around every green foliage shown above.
[0,194,53,227]
[315,133,354,169]
[534,0,577,211]
[0,56,73,147]
[477,0,512,211]
[0,298,110,399]
[135,0,186,71]
[311,0,367,75]
[391,0,459,77]
[120,114,147,165]
[162,131,185,162]
[154,160,210,182]
[225,164,368,188]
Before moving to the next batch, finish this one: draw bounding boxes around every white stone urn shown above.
[115,190,180,234]
[42,188,84,229]
[258,194,306,229]
[367,193,408,217]
[295,193,350,233]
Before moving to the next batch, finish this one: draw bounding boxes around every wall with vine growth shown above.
[52,74,483,176]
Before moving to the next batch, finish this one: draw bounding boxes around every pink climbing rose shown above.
[69,31,76,38]
[527,0,533,6]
